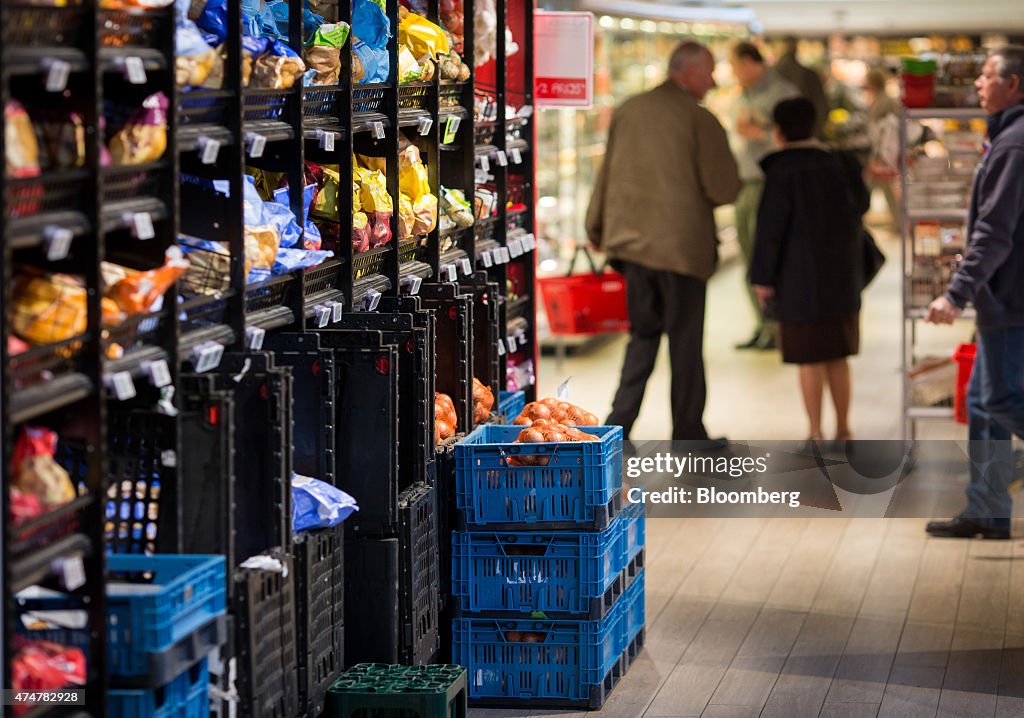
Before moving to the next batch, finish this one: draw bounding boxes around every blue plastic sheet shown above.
[292,474,358,531]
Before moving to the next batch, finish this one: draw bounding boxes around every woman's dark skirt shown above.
[779,314,860,364]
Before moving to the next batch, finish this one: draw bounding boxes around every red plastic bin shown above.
[953,342,976,424]
[901,72,935,109]
[540,270,629,335]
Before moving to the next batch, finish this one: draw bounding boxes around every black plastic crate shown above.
[470,281,502,405]
[5,3,88,47]
[99,6,164,48]
[4,169,90,220]
[263,333,336,485]
[106,407,177,555]
[352,245,391,279]
[234,551,299,718]
[317,337,400,536]
[399,82,431,110]
[303,86,343,121]
[433,440,458,615]
[294,525,344,716]
[353,83,389,114]
[398,482,440,665]
[344,537,400,665]
[421,284,474,434]
[179,374,235,574]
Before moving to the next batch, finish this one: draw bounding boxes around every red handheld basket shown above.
[953,342,977,424]
[539,246,629,335]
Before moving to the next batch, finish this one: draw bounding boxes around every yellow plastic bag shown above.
[412,193,438,235]
[399,147,431,201]
[312,167,342,220]
[357,154,387,173]
[399,13,450,60]
[398,193,415,239]
[358,169,393,214]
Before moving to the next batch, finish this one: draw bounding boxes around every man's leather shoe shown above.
[925,516,1010,540]
[735,334,762,350]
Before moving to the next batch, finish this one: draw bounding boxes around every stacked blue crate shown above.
[451,424,645,709]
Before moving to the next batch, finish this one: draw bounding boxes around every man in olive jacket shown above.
[586,41,742,441]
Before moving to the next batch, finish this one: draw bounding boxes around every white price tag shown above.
[519,105,534,119]
[43,226,73,261]
[445,264,458,282]
[161,449,178,467]
[130,212,155,240]
[246,132,266,158]
[199,136,221,165]
[418,116,433,135]
[474,169,490,185]
[403,275,422,295]
[507,336,518,353]
[499,247,511,264]
[144,359,172,388]
[124,56,147,85]
[365,289,382,311]
[44,59,71,93]
[510,147,523,164]
[509,239,523,258]
[523,233,536,250]
[315,305,331,328]
[192,341,224,373]
[481,250,494,268]
[497,339,506,356]
[108,371,137,401]
[372,121,386,139]
[317,129,336,152]
[460,257,473,276]
[328,300,344,323]
[479,154,491,172]
[58,556,86,592]
[495,150,508,167]
[246,326,265,350]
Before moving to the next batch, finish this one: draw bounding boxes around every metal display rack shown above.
[2,0,536,711]
[899,106,986,440]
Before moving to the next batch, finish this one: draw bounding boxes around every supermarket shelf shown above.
[10,373,93,425]
[9,531,93,594]
[248,306,295,331]
[177,124,234,153]
[398,108,432,129]
[304,289,346,320]
[506,294,530,319]
[243,119,295,143]
[104,344,169,381]
[101,197,169,234]
[7,211,91,251]
[4,48,89,76]
[439,224,472,239]
[99,47,167,73]
[302,123,347,145]
[8,495,92,548]
[905,107,988,121]
[907,208,968,222]
[907,406,956,419]
[179,324,236,356]
[352,112,391,134]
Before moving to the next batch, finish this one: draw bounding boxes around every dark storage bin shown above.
[344,537,400,665]
[421,284,475,434]
[294,525,345,717]
[398,482,440,665]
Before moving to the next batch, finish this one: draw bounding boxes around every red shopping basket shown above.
[539,245,629,335]
[953,342,976,424]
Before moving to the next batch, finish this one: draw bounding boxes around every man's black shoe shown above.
[755,335,777,350]
[735,333,762,350]
[925,517,1011,540]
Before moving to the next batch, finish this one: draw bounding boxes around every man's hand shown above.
[925,296,963,325]
[753,284,775,310]
[736,118,766,141]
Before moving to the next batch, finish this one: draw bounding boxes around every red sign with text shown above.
[535,12,594,108]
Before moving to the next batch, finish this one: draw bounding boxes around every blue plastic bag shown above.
[353,0,390,48]
[353,39,390,84]
[273,248,334,274]
[292,474,358,531]
[196,0,228,44]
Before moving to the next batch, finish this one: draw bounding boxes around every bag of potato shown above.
[304,22,350,85]
[398,11,449,60]
[398,193,415,239]
[411,193,438,235]
[108,92,170,165]
[399,147,431,201]
[178,236,232,296]
[11,271,87,345]
[352,211,371,253]
[11,426,76,506]
[105,247,190,319]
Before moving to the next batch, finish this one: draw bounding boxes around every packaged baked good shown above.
[108,93,170,166]
[412,193,438,235]
[11,426,76,506]
[11,271,87,345]
[352,211,371,253]
[34,111,87,170]
[304,22,350,85]
[4,100,41,178]
[105,247,189,317]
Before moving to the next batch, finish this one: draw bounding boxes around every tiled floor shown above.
[469,228,1024,718]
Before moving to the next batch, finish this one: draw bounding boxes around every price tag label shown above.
[365,289,382,311]
[510,147,523,164]
[404,275,422,295]
[523,233,537,250]
[199,136,220,165]
[108,371,137,401]
[481,250,494,268]
[509,239,523,258]
[45,59,71,93]
[245,326,265,351]
[418,116,433,136]
[246,132,266,158]
[495,150,508,167]
[317,129,336,152]
[315,305,331,328]
[499,247,511,264]
[130,212,155,240]
[161,449,177,467]
[124,56,147,85]
[43,226,73,261]
[445,264,458,282]
[460,257,473,276]
[497,339,506,356]
[519,105,534,119]
[328,300,344,323]
[372,121,386,140]
[192,341,224,373]
[58,556,86,592]
[144,359,172,388]
[443,116,461,144]
[507,337,518,353]
[474,169,490,185]
[479,154,491,172]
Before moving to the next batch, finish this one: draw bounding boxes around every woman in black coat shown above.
[749,97,870,443]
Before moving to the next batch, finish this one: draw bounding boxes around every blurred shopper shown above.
[925,45,1024,540]
[864,67,903,226]
[585,41,741,441]
[774,36,828,139]
[730,42,799,351]
[748,98,869,443]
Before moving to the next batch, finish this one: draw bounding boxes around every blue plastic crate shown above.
[622,500,646,562]
[498,390,526,421]
[455,425,623,528]
[452,510,631,615]
[622,571,645,647]
[107,554,226,676]
[453,574,643,703]
[109,658,210,718]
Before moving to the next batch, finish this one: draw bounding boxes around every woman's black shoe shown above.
[925,517,1010,540]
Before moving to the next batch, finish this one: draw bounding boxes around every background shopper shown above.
[748,98,870,443]
[864,67,903,227]
[585,41,741,441]
[729,42,800,351]
[925,45,1024,540]
[774,36,829,139]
